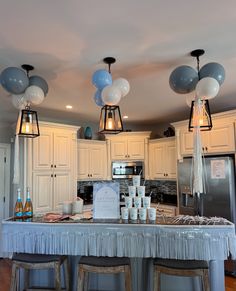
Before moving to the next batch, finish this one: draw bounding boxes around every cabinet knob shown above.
[205,147,208,151]
[166,173,168,176]
[51,164,53,168]
[54,174,56,178]
[90,174,92,177]
[88,174,90,177]
[54,165,56,168]
[51,174,53,178]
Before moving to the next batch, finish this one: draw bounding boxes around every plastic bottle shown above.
[14,188,23,221]
[23,187,33,221]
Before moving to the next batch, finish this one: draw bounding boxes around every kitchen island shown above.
[2,216,236,291]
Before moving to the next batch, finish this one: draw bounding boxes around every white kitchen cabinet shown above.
[149,137,176,180]
[26,122,78,214]
[77,140,107,180]
[180,123,235,156]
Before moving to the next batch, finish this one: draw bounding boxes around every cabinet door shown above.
[150,143,166,179]
[54,132,71,170]
[90,145,106,179]
[111,140,127,160]
[206,123,235,153]
[53,172,71,211]
[77,144,90,179]
[180,129,207,156]
[166,141,177,179]
[33,128,53,170]
[127,139,145,159]
[32,172,53,213]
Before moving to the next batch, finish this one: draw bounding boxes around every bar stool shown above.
[77,256,132,291]
[153,258,210,291]
[10,253,69,291]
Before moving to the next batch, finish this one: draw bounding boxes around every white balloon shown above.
[112,78,130,97]
[186,95,195,108]
[102,85,122,105]
[25,85,45,105]
[196,77,220,99]
[11,94,27,110]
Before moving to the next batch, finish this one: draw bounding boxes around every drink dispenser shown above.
[180,185,194,208]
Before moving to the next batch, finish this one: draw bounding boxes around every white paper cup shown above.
[125,197,133,208]
[148,207,157,221]
[130,208,138,220]
[137,186,145,198]
[139,208,147,220]
[134,197,141,208]
[62,201,72,215]
[121,207,129,220]
[128,186,136,198]
[143,196,151,208]
[72,199,83,214]
[132,175,141,186]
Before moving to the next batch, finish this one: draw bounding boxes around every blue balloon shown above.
[169,65,198,94]
[199,62,225,85]
[1,67,29,94]
[29,75,49,95]
[92,69,112,90]
[94,90,105,106]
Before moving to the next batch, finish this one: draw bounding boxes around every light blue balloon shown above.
[199,62,225,85]
[169,65,198,94]
[1,67,29,94]
[29,75,49,95]
[94,90,105,106]
[92,69,112,90]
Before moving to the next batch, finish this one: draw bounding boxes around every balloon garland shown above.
[169,49,225,106]
[0,64,48,110]
[91,57,130,107]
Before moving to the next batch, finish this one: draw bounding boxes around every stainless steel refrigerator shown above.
[178,155,236,275]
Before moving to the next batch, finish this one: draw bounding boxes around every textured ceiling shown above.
[0,0,236,128]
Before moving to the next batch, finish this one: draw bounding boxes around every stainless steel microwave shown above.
[112,161,144,179]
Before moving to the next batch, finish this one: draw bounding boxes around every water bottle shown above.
[23,187,33,221]
[14,188,23,221]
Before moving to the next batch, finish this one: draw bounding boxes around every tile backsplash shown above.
[77,179,177,196]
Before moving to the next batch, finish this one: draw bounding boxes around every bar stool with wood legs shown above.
[77,256,132,291]
[153,259,210,291]
[10,253,69,291]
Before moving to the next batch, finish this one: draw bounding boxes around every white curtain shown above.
[13,111,21,185]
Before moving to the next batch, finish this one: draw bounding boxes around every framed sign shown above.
[93,182,120,219]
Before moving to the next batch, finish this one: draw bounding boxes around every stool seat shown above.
[79,256,130,267]
[10,253,69,291]
[12,253,63,263]
[78,256,132,291]
[153,258,210,291]
[154,258,208,270]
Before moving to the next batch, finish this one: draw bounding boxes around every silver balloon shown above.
[199,62,225,85]
[11,94,27,110]
[25,85,45,105]
[1,67,29,94]
[169,65,198,94]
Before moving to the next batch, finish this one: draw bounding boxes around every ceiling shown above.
[1,0,236,129]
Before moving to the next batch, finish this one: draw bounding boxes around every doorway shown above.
[0,143,11,257]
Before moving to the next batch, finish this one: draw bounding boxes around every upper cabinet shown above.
[149,137,176,180]
[77,140,107,181]
[105,132,151,179]
[172,110,236,158]
[26,122,78,213]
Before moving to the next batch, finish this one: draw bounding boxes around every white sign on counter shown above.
[93,182,120,219]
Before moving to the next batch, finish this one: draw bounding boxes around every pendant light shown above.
[18,104,40,138]
[18,64,40,138]
[98,57,124,134]
[188,49,212,132]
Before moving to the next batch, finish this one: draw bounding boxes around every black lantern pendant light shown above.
[18,64,40,138]
[98,57,124,134]
[188,49,212,132]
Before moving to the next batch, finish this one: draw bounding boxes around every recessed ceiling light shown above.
[123,115,128,119]
[66,105,73,109]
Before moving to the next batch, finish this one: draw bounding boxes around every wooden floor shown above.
[0,258,236,291]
